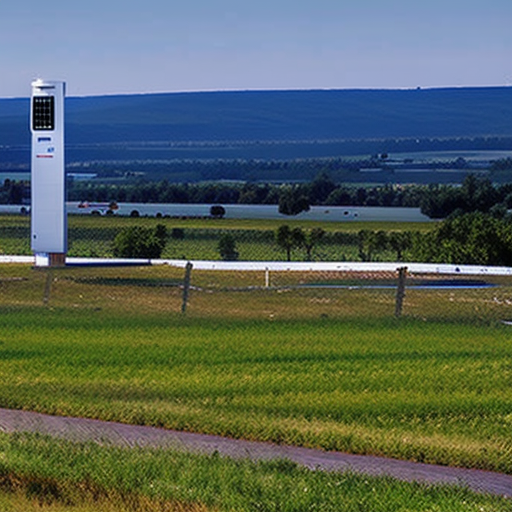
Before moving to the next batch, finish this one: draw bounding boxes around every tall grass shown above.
[0,433,510,512]
[1,306,512,473]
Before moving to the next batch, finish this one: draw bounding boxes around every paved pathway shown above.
[0,407,511,498]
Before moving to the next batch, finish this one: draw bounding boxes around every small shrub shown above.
[113,224,167,259]
[218,234,239,261]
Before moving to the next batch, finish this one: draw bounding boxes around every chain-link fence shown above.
[1,262,512,322]
[2,213,512,321]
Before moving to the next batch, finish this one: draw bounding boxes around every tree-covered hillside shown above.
[2,87,511,180]
[2,87,512,147]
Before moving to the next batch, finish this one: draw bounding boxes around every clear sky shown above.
[1,0,511,98]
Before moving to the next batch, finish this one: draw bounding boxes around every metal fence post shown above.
[181,262,193,314]
[395,266,407,318]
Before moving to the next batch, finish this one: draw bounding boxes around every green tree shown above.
[460,175,498,213]
[308,172,336,204]
[7,181,24,204]
[388,231,412,261]
[275,225,305,261]
[218,234,239,261]
[420,184,464,219]
[490,157,512,172]
[210,205,226,219]
[357,230,387,262]
[113,224,167,259]
[420,176,500,219]
[301,228,325,261]
[325,186,354,206]
[278,187,310,216]
[411,213,512,266]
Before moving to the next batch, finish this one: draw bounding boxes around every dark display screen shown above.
[32,96,55,131]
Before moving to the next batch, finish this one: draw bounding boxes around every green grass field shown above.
[0,212,510,509]
[2,262,512,322]
[1,303,512,475]
[1,262,512,509]
[1,433,510,512]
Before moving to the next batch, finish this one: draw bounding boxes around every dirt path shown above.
[0,407,511,498]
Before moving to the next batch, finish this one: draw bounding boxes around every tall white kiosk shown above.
[30,79,67,266]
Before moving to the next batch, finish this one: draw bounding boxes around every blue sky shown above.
[1,0,511,97]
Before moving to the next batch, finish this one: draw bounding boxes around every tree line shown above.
[4,172,512,220]
[111,212,512,267]
[266,212,512,265]
[66,173,512,219]
[61,137,512,181]
[0,179,28,204]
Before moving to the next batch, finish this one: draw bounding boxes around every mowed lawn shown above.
[1,307,512,474]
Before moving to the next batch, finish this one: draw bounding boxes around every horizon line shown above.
[2,83,512,101]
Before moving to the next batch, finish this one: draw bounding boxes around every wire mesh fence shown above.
[2,262,512,323]
[2,212,512,321]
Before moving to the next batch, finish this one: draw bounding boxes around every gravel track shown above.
[0,407,511,498]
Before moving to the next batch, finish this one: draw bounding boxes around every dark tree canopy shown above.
[218,234,239,261]
[278,187,310,216]
[210,205,226,218]
[113,224,167,259]
[411,212,512,266]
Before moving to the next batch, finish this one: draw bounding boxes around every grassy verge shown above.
[0,433,510,512]
[1,305,512,473]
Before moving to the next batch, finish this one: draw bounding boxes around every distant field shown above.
[2,146,511,185]
[3,150,512,185]
[388,149,512,162]
[0,214,434,260]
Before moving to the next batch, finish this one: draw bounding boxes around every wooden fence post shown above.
[181,262,193,314]
[43,270,53,306]
[395,267,407,318]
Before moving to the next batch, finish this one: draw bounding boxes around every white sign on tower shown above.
[30,79,67,266]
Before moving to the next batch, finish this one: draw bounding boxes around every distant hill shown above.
[1,87,512,169]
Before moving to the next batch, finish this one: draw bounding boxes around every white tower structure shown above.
[30,79,67,266]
